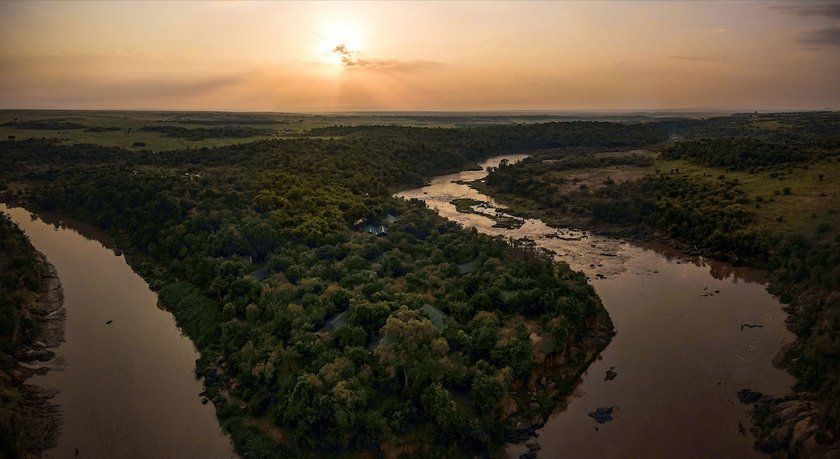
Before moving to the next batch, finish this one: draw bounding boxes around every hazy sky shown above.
[1,1,838,111]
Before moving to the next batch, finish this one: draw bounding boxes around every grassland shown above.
[0,111,285,151]
[0,109,693,152]
[656,158,840,242]
[540,149,657,194]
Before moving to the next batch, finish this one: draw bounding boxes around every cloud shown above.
[350,58,444,72]
[770,3,840,19]
[332,43,358,66]
[799,25,840,47]
[331,42,443,72]
[0,57,250,108]
[768,4,840,48]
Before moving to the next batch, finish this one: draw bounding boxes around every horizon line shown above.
[1,107,837,116]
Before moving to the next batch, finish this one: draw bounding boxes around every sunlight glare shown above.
[317,22,364,66]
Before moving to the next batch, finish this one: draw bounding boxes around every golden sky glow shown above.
[1,1,839,111]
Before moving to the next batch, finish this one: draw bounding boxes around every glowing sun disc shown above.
[317,22,364,65]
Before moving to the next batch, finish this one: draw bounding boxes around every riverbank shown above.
[18,259,65,456]
[505,308,614,451]
[472,180,741,263]
[402,154,799,457]
[478,163,840,456]
[1,203,236,458]
[0,215,65,458]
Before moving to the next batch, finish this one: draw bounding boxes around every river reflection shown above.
[633,241,767,284]
[398,156,794,458]
[28,210,119,250]
[1,204,236,459]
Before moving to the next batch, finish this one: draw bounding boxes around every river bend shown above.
[397,156,795,458]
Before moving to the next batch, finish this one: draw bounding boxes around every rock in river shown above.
[737,389,764,405]
[588,406,617,424]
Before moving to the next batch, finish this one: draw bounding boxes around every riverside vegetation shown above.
[0,119,664,457]
[0,213,63,458]
[484,112,840,456]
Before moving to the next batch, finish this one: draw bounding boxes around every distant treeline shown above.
[168,114,286,126]
[140,125,275,140]
[309,121,667,152]
[1,120,86,130]
[658,112,840,148]
[661,138,809,171]
[84,126,122,133]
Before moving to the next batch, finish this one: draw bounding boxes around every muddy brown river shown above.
[397,155,796,458]
[1,204,235,458]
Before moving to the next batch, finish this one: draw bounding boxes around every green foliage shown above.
[1,120,86,130]
[308,120,666,153]
[140,125,275,140]
[0,214,47,458]
[489,160,767,262]
[656,111,840,151]
[586,173,766,262]
[661,138,808,171]
[0,215,43,354]
[0,120,622,455]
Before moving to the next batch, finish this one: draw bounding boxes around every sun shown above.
[317,22,364,66]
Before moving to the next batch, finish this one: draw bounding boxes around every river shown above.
[1,204,235,458]
[397,155,795,458]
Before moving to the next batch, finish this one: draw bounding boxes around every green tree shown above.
[376,306,438,390]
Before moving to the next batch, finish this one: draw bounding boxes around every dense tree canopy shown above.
[0,120,640,456]
[0,215,48,458]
